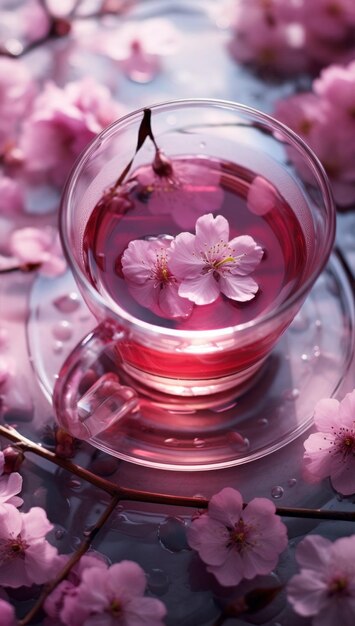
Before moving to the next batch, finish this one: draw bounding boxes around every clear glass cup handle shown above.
[53,321,139,440]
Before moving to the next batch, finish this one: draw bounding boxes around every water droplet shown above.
[68,479,81,490]
[290,311,309,331]
[257,417,269,427]
[158,517,188,552]
[313,345,321,358]
[55,528,65,540]
[52,320,73,341]
[271,486,284,499]
[193,438,205,447]
[228,432,250,451]
[284,388,299,401]
[53,292,81,313]
[301,353,309,362]
[287,478,297,488]
[53,340,64,354]
[164,438,178,445]
[147,568,170,596]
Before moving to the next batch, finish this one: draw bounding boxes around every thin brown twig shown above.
[18,493,121,626]
[1,424,355,522]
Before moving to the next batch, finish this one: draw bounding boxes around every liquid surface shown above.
[83,156,307,331]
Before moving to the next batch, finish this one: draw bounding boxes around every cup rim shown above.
[59,97,336,340]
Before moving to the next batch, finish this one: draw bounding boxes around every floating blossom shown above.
[287,534,355,626]
[169,213,263,306]
[121,237,193,319]
[186,487,288,587]
[8,226,66,276]
[0,599,16,626]
[136,158,224,229]
[0,506,58,587]
[0,473,23,510]
[19,77,123,186]
[303,390,355,495]
[61,561,167,626]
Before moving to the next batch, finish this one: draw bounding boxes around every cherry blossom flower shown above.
[274,61,355,207]
[0,473,23,510]
[0,599,16,626]
[0,506,58,587]
[8,226,66,276]
[303,390,355,495]
[44,553,108,620]
[0,58,36,154]
[136,158,224,229]
[186,487,288,587]
[121,237,193,319]
[60,560,167,626]
[0,175,25,215]
[19,77,123,186]
[169,213,263,306]
[118,40,161,83]
[287,534,355,626]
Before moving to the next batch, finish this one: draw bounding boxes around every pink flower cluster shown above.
[274,59,355,207]
[227,0,355,76]
[121,213,263,319]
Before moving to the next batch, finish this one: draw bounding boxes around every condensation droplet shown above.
[53,341,64,354]
[52,320,73,341]
[301,353,309,362]
[271,486,284,499]
[193,438,205,447]
[284,387,300,401]
[313,345,321,358]
[68,479,81,490]
[55,528,65,540]
[257,417,269,427]
[147,568,170,596]
[158,517,188,552]
[228,432,250,451]
[164,438,178,445]
[53,292,81,313]
[287,478,297,488]
[290,311,309,332]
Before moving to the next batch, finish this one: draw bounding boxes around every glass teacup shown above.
[53,99,335,441]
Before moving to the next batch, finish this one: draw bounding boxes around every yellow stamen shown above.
[214,256,235,269]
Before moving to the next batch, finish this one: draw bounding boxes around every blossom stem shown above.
[18,493,121,626]
[1,425,355,521]
[0,262,42,274]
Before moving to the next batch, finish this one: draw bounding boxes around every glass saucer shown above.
[27,252,355,471]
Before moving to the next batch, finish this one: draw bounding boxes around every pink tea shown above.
[82,156,307,383]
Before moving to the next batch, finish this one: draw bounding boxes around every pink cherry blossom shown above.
[287,534,355,626]
[0,506,58,587]
[186,487,288,587]
[44,553,108,620]
[0,473,23,510]
[303,390,355,495]
[0,175,25,215]
[137,158,224,229]
[0,58,36,153]
[19,77,123,186]
[60,560,167,626]
[169,213,263,306]
[9,226,66,276]
[0,599,16,626]
[121,237,193,319]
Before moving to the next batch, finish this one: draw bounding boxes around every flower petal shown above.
[219,274,259,301]
[195,213,229,246]
[178,272,220,305]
